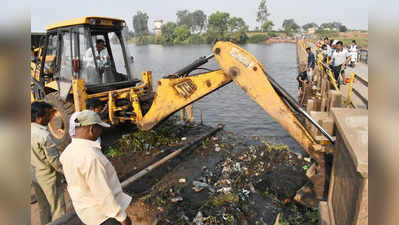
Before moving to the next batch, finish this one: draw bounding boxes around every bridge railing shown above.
[346,72,368,109]
[297,39,368,109]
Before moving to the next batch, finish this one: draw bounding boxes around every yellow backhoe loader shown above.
[31,16,334,200]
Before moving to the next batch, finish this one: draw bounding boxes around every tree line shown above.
[131,0,350,45]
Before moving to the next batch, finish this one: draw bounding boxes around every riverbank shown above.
[128,31,292,46]
[266,38,296,44]
[31,118,320,225]
[109,120,319,224]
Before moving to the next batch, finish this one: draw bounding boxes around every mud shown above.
[111,119,319,225]
[63,118,319,225]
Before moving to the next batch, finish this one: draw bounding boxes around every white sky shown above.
[24,0,370,31]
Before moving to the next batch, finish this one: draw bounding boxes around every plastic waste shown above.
[193,181,215,193]
[193,211,203,225]
[171,196,183,203]
[179,178,186,184]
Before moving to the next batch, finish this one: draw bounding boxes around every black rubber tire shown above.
[45,92,75,150]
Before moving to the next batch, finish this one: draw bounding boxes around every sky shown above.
[27,0,370,32]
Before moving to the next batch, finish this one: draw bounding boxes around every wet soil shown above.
[113,121,318,225]
[49,119,318,225]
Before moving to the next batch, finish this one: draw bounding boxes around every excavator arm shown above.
[139,41,329,152]
[138,41,331,200]
[213,42,319,151]
[138,69,232,130]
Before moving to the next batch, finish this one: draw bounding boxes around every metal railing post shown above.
[346,72,355,108]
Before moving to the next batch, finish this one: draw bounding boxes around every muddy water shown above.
[128,43,302,153]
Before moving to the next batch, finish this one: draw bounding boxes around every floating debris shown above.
[171,196,183,203]
[121,125,318,224]
[178,178,186,184]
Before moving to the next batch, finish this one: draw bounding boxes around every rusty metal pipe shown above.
[266,73,335,144]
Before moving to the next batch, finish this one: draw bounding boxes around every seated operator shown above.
[85,39,110,74]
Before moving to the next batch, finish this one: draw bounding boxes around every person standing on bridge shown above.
[306,47,315,81]
[31,101,66,224]
[297,65,309,98]
[321,44,329,63]
[349,40,358,67]
[60,110,132,225]
[329,41,351,87]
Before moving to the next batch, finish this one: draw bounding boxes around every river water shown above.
[128,43,302,152]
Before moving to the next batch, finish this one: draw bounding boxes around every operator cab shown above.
[40,17,138,97]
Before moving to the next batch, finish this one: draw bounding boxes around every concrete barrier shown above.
[320,108,368,225]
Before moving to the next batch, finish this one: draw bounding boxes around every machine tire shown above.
[45,92,75,150]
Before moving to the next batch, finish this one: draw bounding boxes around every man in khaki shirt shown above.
[31,101,66,224]
[60,110,132,225]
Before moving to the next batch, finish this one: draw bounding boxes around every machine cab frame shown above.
[39,17,136,99]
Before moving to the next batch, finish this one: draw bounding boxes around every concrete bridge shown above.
[296,39,368,225]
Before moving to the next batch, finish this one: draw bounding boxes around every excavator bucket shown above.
[212,41,317,152]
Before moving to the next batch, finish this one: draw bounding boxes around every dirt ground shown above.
[31,120,319,225]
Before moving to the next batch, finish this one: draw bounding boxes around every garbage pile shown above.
[135,131,319,225]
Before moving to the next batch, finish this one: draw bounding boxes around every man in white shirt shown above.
[94,39,110,69]
[323,37,332,59]
[84,39,110,73]
[61,110,132,225]
[349,40,358,66]
[329,41,351,87]
[69,98,104,145]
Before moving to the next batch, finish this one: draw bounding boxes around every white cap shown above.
[75,110,110,128]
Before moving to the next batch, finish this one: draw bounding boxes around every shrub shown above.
[248,34,269,43]
[187,34,205,44]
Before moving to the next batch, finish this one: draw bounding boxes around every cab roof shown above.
[45,16,125,31]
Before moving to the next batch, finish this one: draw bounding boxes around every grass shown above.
[263,141,290,151]
[105,117,183,159]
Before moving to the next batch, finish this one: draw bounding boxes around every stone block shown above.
[328,108,368,225]
[319,201,332,225]
[321,97,329,112]
[308,111,330,137]
[306,99,315,114]
[321,117,335,136]
[327,90,343,112]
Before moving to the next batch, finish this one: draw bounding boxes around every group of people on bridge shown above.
[297,37,359,97]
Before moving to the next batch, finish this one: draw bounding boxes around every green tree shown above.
[176,10,193,30]
[320,22,343,31]
[256,0,270,28]
[302,22,318,31]
[227,31,248,44]
[192,10,207,33]
[331,22,343,30]
[160,22,177,44]
[248,34,269,43]
[208,11,230,36]
[228,17,248,32]
[261,21,274,32]
[339,25,348,32]
[174,24,191,42]
[320,22,331,29]
[282,18,299,35]
[132,11,149,35]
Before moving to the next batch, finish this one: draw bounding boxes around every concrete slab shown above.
[319,201,333,225]
[331,108,368,177]
[345,63,368,79]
